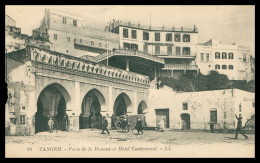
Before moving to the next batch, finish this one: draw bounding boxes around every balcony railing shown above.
[163,64,198,70]
[155,53,196,58]
[95,49,164,64]
[112,20,198,32]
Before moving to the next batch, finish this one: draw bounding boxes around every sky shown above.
[5,5,255,55]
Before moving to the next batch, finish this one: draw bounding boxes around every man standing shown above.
[135,118,143,135]
[235,114,248,139]
[159,117,165,132]
[48,117,54,133]
[101,117,110,134]
[209,122,214,133]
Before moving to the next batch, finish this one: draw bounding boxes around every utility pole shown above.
[106,24,109,68]
[150,12,151,27]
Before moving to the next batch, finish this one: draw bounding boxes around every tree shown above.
[206,71,229,90]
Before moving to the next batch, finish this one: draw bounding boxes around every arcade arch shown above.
[80,89,106,129]
[35,83,70,133]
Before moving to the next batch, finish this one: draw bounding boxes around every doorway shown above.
[180,113,190,130]
[155,109,169,128]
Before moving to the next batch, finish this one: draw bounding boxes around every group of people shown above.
[47,114,249,140]
[209,114,248,139]
[101,116,144,135]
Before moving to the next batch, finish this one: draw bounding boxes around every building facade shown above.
[36,9,120,57]
[106,20,199,79]
[196,39,254,81]
[146,88,255,130]
[6,46,150,135]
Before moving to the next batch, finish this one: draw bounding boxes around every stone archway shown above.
[137,101,148,114]
[80,89,106,129]
[35,83,70,133]
[113,93,132,116]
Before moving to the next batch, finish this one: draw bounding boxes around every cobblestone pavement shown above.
[5,129,255,158]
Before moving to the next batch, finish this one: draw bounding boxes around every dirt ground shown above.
[5,129,255,158]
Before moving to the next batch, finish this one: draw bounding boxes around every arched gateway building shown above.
[5,45,163,135]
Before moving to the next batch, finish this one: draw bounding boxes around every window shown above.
[91,41,94,45]
[215,64,220,69]
[228,53,234,59]
[183,34,190,42]
[183,102,188,110]
[176,47,181,56]
[166,33,172,42]
[73,20,77,27]
[131,30,137,39]
[54,34,58,40]
[239,103,242,112]
[215,52,220,59]
[98,43,102,47]
[222,52,227,59]
[155,45,160,54]
[80,39,83,43]
[224,112,227,119]
[228,65,234,70]
[243,54,247,62]
[155,33,160,41]
[20,115,26,125]
[222,65,227,69]
[174,33,181,42]
[10,118,16,125]
[63,17,67,24]
[182,47,190,55]
[123,42,130,49]
[67,37,70,42]
[253,102,255,107]
[130,44,138,50]
[210,109,217,123]
[206,53,210,62]
[167,46,172,55]
[201,53,204,61]
[143,32,149,40]
[123,28,128,38]
[74,38,77,43]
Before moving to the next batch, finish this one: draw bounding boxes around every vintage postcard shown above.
[5,5,255,158]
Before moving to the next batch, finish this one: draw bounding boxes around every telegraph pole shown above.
[106,24,109,68]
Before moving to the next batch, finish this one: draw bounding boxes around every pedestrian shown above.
[235,114,248,139]
[159,117,165,132]
[48,117,54,133]
[209,122,214,133]
[135,117,143,135]
[101,116,110,134]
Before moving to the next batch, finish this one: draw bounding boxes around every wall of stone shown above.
[146,88,255,130]
[6,59,36,135]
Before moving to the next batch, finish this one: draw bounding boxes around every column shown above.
[106,86,113,129]
[68,81,81,132]
[126,59,129,71]
[133,91,137,114]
